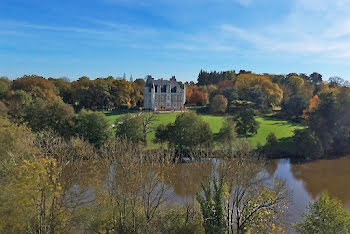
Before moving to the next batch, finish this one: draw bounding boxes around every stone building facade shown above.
[143,75,186,111]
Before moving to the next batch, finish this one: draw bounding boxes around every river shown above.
[161,156,350,229]
[67,155,350,232]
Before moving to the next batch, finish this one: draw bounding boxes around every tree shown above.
[217,117,236,146]
[6,90,32,123]
[49,77,73,104]
[75,109,111,148]
[12,75,61,102]
[234,109,259,137]
[0,77,10,100]
[24,99,76,137]
[0,116,37,183]
[306,92,339,152]
[293,192,350,233]
[293,129,323,159]
[190,89,207,106]
[245,87,268,111]
[287,76,305,94]
[141,113,156,146]
[0,101,8,117]
[196,177,226,234]
[0,157,65,233]
[154,123,173,146]
[171,112,213,151]
[310,72,323,85]
[263,132,279,156]
[155,113,213,151]
[235,74,283,107]
[220,157,288,233]
[266,132,278,146]
[115,113,156,146]
[220,88,238,103]
[115,113,144,144]
[282,94,309,119]
[210,95,228,114]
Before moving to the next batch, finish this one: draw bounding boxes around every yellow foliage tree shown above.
[0,157,67,233]
[235,74,283,106]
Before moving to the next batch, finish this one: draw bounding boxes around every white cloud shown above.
[218,0,350,59]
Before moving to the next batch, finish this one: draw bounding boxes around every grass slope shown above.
[105,112,304,148]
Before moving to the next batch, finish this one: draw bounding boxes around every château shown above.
[143,75,186,111]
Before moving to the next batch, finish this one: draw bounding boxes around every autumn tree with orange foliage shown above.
[186,85,208,106]
[235,74,283,107]
[12,75,61,102]
[297,88,350,157]
[303,95,320,120]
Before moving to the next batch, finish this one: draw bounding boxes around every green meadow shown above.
[104,111,305,148]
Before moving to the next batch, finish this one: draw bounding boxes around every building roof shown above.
[145,75,184,88]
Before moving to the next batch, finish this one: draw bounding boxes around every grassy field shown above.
[105,111,305,148]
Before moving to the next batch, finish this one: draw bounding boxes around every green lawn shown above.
[105,111,305,148]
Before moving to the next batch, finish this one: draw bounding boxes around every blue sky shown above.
[1,0,350,82]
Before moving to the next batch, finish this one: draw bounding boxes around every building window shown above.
[171,86,177,93]
[161,85,167,93]
[173,103,177,107]
[155,85,158,93]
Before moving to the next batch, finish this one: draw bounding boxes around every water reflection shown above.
[270,156,350,226]
[290,157,350,208]
[67,156,350,229]
[161,156,350,225]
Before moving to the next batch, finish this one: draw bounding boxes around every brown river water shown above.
[70,155,350,232]
[162,156,350,228]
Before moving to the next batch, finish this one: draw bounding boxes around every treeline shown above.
[186,70,350,159]
[0,75,147,147]
[0,75,145,112]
